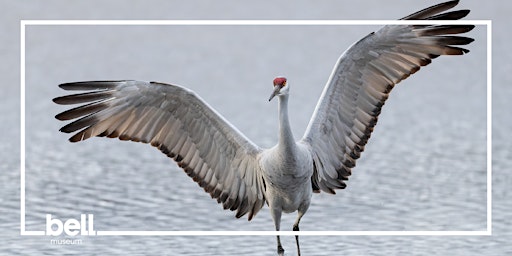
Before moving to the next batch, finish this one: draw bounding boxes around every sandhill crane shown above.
[53,1,474,255]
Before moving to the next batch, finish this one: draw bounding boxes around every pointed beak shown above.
[268,86,280,102]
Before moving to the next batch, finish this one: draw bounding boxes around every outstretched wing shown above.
[301,0,474,194]
[53,81,266,220]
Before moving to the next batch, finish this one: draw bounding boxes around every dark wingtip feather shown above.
[401,0,460,20]
[448,46,470,55]
[456,36,475,45]
[427,9,470,20]
[58,114,97,134]
[415,25,475,36]
[69,132,85,142]
[54,101,108,121]
[53,91,113,105]
[58,81,123,91]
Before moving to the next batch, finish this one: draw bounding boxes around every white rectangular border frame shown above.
[20,19,492,236]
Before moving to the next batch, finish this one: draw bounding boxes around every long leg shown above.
[271,207,284,256]
[293,207,307,256]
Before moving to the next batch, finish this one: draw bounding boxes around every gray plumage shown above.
[53,1,474,255]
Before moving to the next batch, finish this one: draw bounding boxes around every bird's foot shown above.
[277,244,284,256]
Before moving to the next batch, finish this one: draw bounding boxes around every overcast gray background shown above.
[1,0,511,255]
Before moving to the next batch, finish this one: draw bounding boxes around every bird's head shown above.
[268,77,289,101]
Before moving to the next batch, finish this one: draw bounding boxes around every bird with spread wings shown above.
[53,1,474,255]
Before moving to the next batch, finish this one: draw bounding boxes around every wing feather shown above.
[302,0,474,193]
[54,81,266,220]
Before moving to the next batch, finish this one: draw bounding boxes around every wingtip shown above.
[52,96,61,104]
[444,9,471,20]
[58,83,68,89]
[461,24,476,33]
[55,113,65,121]
[441,0,460,9]
[445,0,461,9]
[400,0,467,20]
[57,81,124,91]
[461,9,471,17]
[58,82,84,90]
[52,95,72,105]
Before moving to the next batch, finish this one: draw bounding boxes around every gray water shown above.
[2,0,511,255]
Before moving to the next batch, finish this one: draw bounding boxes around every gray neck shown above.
[277,94,295,151]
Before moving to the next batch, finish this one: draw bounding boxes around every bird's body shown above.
[53,1,474,255]
[261,140,313,211]
[262,88,313,215]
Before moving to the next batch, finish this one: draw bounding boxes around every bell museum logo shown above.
[46,214,96,236]
[45,214,96,245]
